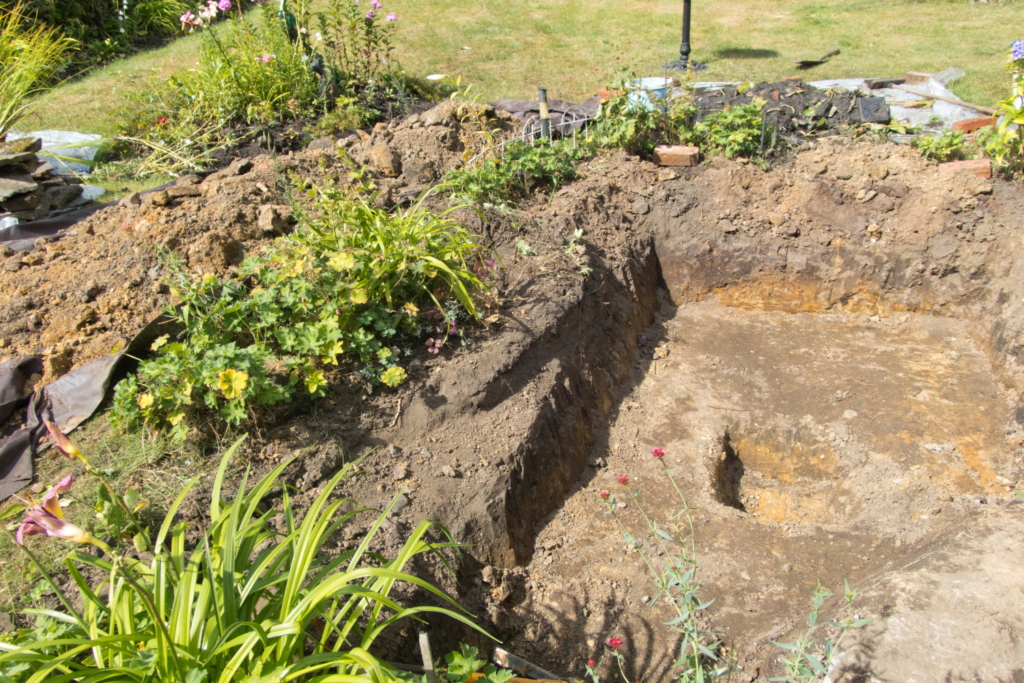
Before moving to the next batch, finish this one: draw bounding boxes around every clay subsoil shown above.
[4,103,1024,681]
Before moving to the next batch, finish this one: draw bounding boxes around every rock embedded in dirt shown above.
[257,205,294,236]
[187,232,245,273]
[368,145,402,177]
[392,465,407,481]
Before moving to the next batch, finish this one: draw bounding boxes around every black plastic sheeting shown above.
[491,96,601,136]
[0,202,112,252]
[0,315,184,501]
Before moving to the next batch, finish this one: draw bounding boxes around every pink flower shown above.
[366,9,375,18]
[587,659,596,668]
[180,10,202,27]
[616,474,629,485]
[599,490,609,500]
[371,0,381,8]
[157,117,167,125]
[15,474,101,548]
[256,53,275,63]
[607,637,623,651]
[44,420,85,463]
[652,446,665,461]
[218,0,231,9]
[385,11,397,21]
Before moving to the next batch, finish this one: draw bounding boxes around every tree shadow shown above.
[714,48,781,60]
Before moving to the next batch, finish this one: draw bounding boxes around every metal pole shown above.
[538,87,551,139]
[665,0,707,72]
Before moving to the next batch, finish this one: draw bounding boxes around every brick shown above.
[596,87,622,103]
[781,76,803,85]
[952,115,997,134]
[654,145,701,167]
[939,158,992,179]
[904,71,932,85]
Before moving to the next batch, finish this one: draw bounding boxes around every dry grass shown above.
[23,0,1022,137]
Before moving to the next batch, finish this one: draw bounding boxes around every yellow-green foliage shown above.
[0,2,76,138]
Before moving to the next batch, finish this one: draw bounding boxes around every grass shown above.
[21,0,1023,142]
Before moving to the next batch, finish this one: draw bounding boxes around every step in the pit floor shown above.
[499,299,1024,680]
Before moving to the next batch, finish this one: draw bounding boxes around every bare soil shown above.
[4,103,1024,681]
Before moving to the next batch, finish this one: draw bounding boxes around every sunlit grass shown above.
[26,0,1022,136]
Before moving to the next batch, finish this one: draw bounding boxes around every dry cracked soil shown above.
[3,102,1024,681]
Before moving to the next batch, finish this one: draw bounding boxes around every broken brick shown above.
[952,116,997,135]
[939,158,992,180]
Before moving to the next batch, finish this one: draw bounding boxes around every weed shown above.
[593,71,697,155]
[770,581,871,681]
[0,2,76,139]
[0,427,488,682]
[443,644,515,683]
[688,99,767,159]
[515,239,535,257]
[595,447,732,682]
[446,138,589,206]
[110,180,497,439]
[913,129,966,162]
[315,0,399,87]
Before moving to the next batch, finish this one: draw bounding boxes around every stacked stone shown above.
[0,137,84,221]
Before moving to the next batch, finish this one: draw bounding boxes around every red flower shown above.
[599,490,609,500]
[157,117,168,125]
[652,447,665,460]
[607,637,623,651]
[587,659,596,668]
[617,474,629,485]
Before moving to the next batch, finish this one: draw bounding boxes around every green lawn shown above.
[22,0,1023,137]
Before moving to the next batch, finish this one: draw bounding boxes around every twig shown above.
[388,398,403,429]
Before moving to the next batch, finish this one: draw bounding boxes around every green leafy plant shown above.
[596,447,732,682]
[0,2,77,139]
[0,428,488,683]
[980,40,1024,176]
[442,644,515,683]
[593,71,697,155]
[446,138,589,206]
[315,0,400,86]
[913,129,966,162]
[514,238,535,257]
[110,181,498,439]
[687,100,766,159]
[770,581,871,681]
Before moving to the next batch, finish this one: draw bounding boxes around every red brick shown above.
[654,145,701,167]
[596,87,622,103]
[952,116,997,134]
[939,158,992,179]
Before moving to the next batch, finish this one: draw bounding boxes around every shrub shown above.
[913,129,966,162]
[315,0,400,86]
[0,426,486,683]
[14,0,188,69]
[446,138,589,205]
[110,181,498,440]
[0,2,76,139]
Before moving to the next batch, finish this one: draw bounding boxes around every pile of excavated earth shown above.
[3,98,1024,681]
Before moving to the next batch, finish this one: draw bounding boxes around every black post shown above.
[665,0,706,71]
[680,0,692,69]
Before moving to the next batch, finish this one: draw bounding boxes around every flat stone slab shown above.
[0,177,39,202]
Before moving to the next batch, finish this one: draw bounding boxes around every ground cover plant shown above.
[0,425,488,683]
[982,39,1024,176]
[445,137,590,206]
[110,178,497,440]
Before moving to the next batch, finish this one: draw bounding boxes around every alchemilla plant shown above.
[111,178,498,440]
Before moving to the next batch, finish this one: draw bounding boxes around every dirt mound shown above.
[5,102,1024,680]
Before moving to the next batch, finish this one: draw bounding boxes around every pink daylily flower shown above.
[15,474,101,548]
[44,420,86,464]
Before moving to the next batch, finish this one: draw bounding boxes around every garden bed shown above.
[3,100,1024,679]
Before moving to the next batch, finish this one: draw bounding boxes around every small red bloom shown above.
[599,490,609,500]
[617,474,629,485]
[157,117,167,125]
[652,447,665,460]
[587,659,596,668]
[607,637,623,651]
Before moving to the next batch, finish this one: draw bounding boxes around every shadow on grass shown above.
[713,48,781,60]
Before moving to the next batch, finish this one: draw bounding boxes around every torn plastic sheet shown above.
[0,315,184,501]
